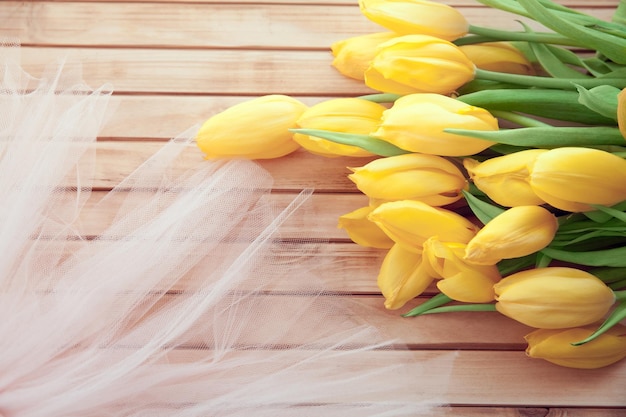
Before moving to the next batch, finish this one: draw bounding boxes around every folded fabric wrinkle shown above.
[0,45,454,417]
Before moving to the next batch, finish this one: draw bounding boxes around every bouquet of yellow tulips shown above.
[195,0,626,370]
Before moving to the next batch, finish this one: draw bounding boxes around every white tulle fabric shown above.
[0,47,453,416]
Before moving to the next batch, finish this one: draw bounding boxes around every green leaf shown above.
[517,0,626,64]
[403,293,453,317]
[497,255,537,276]
[419,303,497,315]
[576,85,620,121]
[461,190,505,225]
[289,129,409,157]
[540,245,626,267]
[571,301,626,346]
[445,126,626,148]
[585,200,626,223]
[529,41,591,79]
[458,88,615,125]
[589,203,626,223]
[588,266,626,284]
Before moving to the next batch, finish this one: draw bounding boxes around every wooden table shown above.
[2,0,626,415]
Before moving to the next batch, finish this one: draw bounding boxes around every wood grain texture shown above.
[5,0,626,411]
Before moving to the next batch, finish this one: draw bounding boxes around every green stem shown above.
[614,290,626,301]
[475,68,626,90]
[489,110,552,127]
[420,303,498,315]
[463,24,583,47]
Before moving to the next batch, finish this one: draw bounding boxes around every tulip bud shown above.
[293,98,385,157]
[377,243,434,310]
[338,206,395,249]
[525,325,626,369]
[464,206,558,265]
[494,267,616,329]
[373,93,497,156]
[331,32,399,81]
[423,237,501,303]
[368,200,479,253]
[196,95,307,159]
[364,35,475,95]
[529,147,626,212]
[358,0,469,41]
[459,42,534,75]
[619,88,625,139]
[348,153,468,206]
[463,149,548,207]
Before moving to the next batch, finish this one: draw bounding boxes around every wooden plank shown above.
[15,46,373,95]
[77,191,367,239]
[92,143,368,191]
[157,349,626,407]
[1,2,618,49]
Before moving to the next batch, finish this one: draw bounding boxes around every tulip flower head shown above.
[196,95,307,159]
[459,42,535,75]
[464,149,548,207]
[373,94,498,156]
[294,98,385,157]
[364,35,476,95]
[368,200,479,253]
[494,267,616,329]
[464,205,559,265]
[358,0,469,41]
[348,153,468,206]
[529,147,626,212]
[525,325,626,369]
[377,243,434,310]
[338,206,395,249]
[331,32,399,81]
[423,237,501,303]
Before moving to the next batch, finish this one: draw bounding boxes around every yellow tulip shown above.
[463,149,548,207]
[373,93,497,156]
[337,206,395,249]
[464,206,558,265]
[617,88,626,139]
[529,147,626,212]
[494,267,615,329]
[423,237,501,303]
[377,243,434,310]
[348,153,468,206]
[293,98,385,157]
[364,35,476,95]
[196,95,306,159]
[368,200,479,253]
[525,325,626,369]
[331,32,399,81]
[459,42,534,75]
[358,0,469,41]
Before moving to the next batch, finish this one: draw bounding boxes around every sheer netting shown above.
[0,45,454,417]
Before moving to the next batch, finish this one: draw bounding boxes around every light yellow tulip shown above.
[364,35,476,95]
[423,237,501,303]
[459,42,534,75]
[331,32,399,81]
[463,149,548,207]
[464,205,558,265]
[348,153,468,206]
[196,95,306,159]
[358,0,469,41]
[494,267,615,329]
[373,93,497,156]
[368,200,479,253]
[337,206,395,249]
[377,243,434,310]
[529,147,626,212]
[293,98,385,157]
[525,325,626,369]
